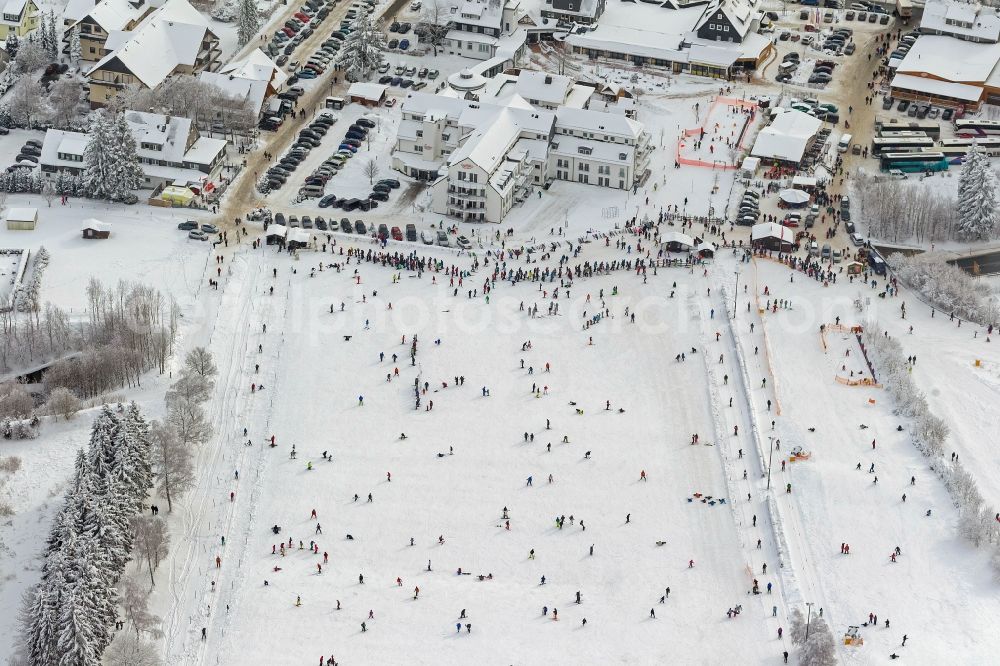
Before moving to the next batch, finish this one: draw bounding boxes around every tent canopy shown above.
[779,189,810,204]
[662,231,695,248]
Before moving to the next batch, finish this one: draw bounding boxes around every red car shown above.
[294,11,310,21]
[391,226,403,241]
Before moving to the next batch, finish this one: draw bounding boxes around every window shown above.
[416,130,423,137]
[578,173,588,184]
[577,146,592,155]
[723,25,729,31]
[414,145,423,152]
[141,142,162,151]
[458,171,466,181]
[619,153,627,161]
[619,168,626,177]
[57,152,84,162]
[469,173,478,182]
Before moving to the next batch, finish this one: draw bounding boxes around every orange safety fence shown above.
[834,376,882,388]
[675,96,758,170]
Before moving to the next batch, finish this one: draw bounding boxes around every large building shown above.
[40,110,227,190]
[540,0,606,25]
[431,0,528,62]
[85,0,220,107]
[392,69,651,223]
[199,48,288,119]
[62,0,161,63]
[564,0,771,79]
[0,0,39,39]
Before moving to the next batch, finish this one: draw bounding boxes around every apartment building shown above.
[392,78,651,223]
[85,0,220,107]
[63,0,161,63]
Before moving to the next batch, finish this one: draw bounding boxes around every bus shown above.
[871,136,936,154]
[879,151,949,172]
[896,0,912,19]
[939,137,1000,153]
[878,124,940,139]
[929,146,971,164]
[954,119,1000,137]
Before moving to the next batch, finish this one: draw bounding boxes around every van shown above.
[850,232,864,247]
[868,252,886,275]
[838,133,852,152]
[436,230,450,247]
[821,244,832,260]
[809,241,820,256]
[300,185,324,198]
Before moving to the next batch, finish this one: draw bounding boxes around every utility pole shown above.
[767,435,775,490]
[733,271,739,314]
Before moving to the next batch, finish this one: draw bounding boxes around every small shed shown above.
[81,219,111,239]
[751,222,796,252]
[347,82,388,107]
[6,207,38,231]
[265,225,287,245]
[287,228,311,250]
[740,156,760,177]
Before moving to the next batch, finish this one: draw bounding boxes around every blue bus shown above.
[879,151,949,173]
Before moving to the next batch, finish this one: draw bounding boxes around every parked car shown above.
[188,230,209,241]
[341,219,353,233]
[201,223,219,234]
[456,235,471,249]
[354,219,367,233]
[436,230,449,246]
[177,221,198,231]
[405,223,417,241]
[421,229,434,244]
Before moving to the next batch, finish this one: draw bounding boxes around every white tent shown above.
[662,231,695,249]
[779,189,810,205]
[265,226,287,238]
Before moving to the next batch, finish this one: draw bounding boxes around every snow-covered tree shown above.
[84,112,143,201]
[236,0,260,46]
[47,10,58,59]
[336,12,386,81]
[48,387,82,420]
[70,26,81,67]
[420,0,453,57]
[957,143,999,241]
[150,420,194,512]
[5,33,19,60]
[49,78,82,128]
[15,39,47,72]
[8,77,45,128]
[184,347,217,380]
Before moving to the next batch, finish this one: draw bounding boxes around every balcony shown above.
[447,185,485,199]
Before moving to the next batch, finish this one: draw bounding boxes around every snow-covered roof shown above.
[266,225,288,238]
[348,82,388,102]
[124,110,192,164]
[40,129,89,170]
[556,106,643,140]
[219,48,288,89]
[183,136,226,166]
[564,1,703,59]
[63,0,95,25]
[6,207,37,222]
[199,71,270,113]
[550,134,635,163]
[750,109,821,163]
[515,70,572,105]
[87,0,216,89]
[920,0,1000,43]
[448,0,504,28]
[662,231,695,247]
[751,222,795,243]
[81,218,111,231]
[696,0,758,39]
[449,107,541,174]
[890,73,983,102]
[2,0,29,19]
[895,35,1000,83]
[83,0,160,33]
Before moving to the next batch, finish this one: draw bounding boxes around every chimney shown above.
[544,75,552,84]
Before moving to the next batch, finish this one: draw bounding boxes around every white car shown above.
[420,230,434,244]
[456,236,472,249]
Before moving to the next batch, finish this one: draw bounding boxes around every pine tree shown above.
[82,112,115,200]
[108,113,144,200]
[336,12,386,81]
[957,143,999,241]
[5,33,18,60]
[57,579,102,666]
[236,0,261,47]
[39,10,53,57]
[47,10,58,59]
[70,26,82,67]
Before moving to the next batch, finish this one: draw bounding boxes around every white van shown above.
[838,133,853,153]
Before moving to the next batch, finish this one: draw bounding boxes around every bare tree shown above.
[364,158,380,184]
[150,420,195,512]
[14,41,47,73]
[184,347,217,380]
[46,387,81,419]
[166,372,212,405]
[40,181,56,207]
[165,397,212,449]
[117,575,162,640]
[7,77,45,128]
[48,78,83,128]
[104,631,162,666]
[0,383,34,419]
[131,515,170,586]
[420,0,453,56]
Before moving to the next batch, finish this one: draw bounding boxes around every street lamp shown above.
[805,602,815,640]
[733,270,739,314]
[767,435,775,490]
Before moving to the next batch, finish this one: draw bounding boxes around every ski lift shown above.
[843,626,864,646]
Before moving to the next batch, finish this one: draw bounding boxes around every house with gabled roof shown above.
[84,0,220,107]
